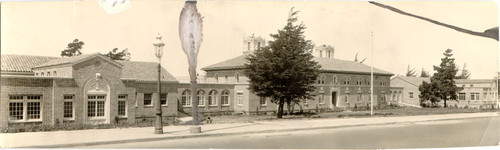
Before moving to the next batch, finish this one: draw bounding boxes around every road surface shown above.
[80,116,499,149]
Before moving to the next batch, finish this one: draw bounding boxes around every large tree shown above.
[61,39,84,57]
[419,49,460,108]
[105,48,131,61]
[244,8,320,118]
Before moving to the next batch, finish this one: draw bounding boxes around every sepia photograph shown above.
[0,0,499,149]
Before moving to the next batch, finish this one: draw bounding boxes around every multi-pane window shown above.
[208,90,218,106]
[237,92,243,105]
[143,93,152,106]
[260,97,267,106]
[9,101,23,120]
[471,93,480,100]
[344,95,349,103]
[160,93,167,106]
[9,95,41,121]
[88,95,105,118]
[118,94,127,116]
[64,95,74,119]
[197,90,205,106]
[221,90,230,105]
[409,92,414,98]
[381,94,386,102]
[182,90,191,106]
[458,93,466,100]
[318,94,324,104]
[357,94,362,102]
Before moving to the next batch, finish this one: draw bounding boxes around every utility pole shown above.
[371,31,374,116]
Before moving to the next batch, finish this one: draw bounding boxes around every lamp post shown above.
[153,33,165,134]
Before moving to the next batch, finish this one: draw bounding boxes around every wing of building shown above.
[390,76,498,108]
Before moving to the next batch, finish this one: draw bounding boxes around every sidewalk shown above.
[1,112,498,148]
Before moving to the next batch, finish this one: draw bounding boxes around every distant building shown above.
[390,76,498,108]
[313,44,334,59]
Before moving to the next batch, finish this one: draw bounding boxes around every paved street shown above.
[80,116,499,149]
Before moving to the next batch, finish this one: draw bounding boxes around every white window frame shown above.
[63,95,75,120]
[160,93,168,106]
[260,97,267,106]
[208,90,218,106]
[318,94,325,104]
[143,93,153,107]
[471,93,480,101]
[8,95,43,122]
[458,93,466,100]
[118,94,127,117]
[87,95,106,119]
[197,90,206,106]
[237,92,243,106]
[182,90,192,107]
[221,90,230,106]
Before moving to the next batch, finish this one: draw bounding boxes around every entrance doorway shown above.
[332,92,337,107]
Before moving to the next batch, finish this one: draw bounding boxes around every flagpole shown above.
[371,31,374,116]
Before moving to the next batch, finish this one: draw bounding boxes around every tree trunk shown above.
[286,102,292,115]
[444,97,447,108]
[277,98,284,118]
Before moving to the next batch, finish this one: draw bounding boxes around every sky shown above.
[1,0,499,79]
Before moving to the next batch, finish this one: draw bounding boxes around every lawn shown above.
[207,106,498,124]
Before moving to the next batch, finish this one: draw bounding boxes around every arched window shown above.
[221,90,230,105]
[197,90,205,106]
[208,90,218,106]
[181,90,191,106]
[41,72,44,76]
[47,72,51,76]
[53,71,57,76]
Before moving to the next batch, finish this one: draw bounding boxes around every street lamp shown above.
[153,33,165,134]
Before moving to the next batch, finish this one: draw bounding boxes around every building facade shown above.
[1,35,394,127]
[390,76,499,108]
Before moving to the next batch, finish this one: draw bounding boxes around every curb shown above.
[21,114,497,148]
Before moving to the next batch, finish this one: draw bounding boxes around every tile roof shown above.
[202,55,394,76]
[1,55,59,72]
[1,54,177,82]
[391,76,430,87]
[118,60,177,82]
[34,53,122,68]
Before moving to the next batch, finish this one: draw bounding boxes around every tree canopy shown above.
[406,65,416,77]
[455,63,471,79]
[105,48,131,61]
[244,8,320,118]
[419,49,460,107]
[61,39,84,57]
[420,68,430,77]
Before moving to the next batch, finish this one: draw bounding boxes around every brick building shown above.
[201,35,394,114]
[1,54,179,128]
[1,35,394,127]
